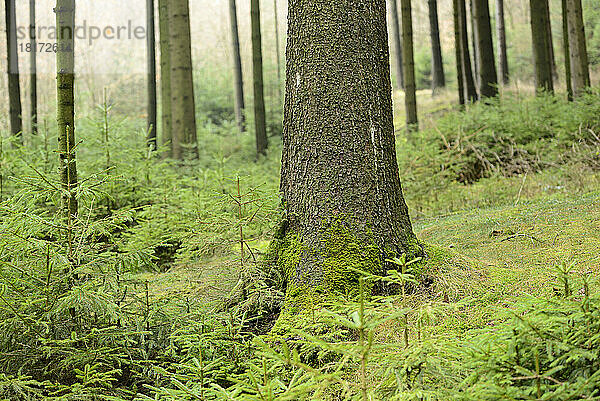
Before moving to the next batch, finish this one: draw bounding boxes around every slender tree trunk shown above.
[495,0,509,84]
[428,0,446,93]
[30,0,37,135]
[169,0,198,159]
[147,0,157,149]
[389,0,404,90]
[454,0,465,105]
[273,0,283,106]
[561,0,573,100]
[279,0,421,302]
[5,0,23,139]
[470,0,480,88]
[459,0,478,101]
[543,0,558,80]
[229,0,246,132]
[473,0,498,98]
[531,0,554,92]
[251,0,268,155]
[56,0,77,219]
[566,0,590,97]
[401,0,418,130]
[158,0,172,156]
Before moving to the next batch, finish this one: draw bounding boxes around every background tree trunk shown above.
[229,0,246,132]
[566,0,590,97]
[169,0,198,160]
[543,0,558,80]
[453,0,465,105]
[495,0,509,85]
[251,0,268,156]
[428,0,446,93]
[459,0,478,102]
[473,0,498,98]
[273,0,282,106]
[56,0,78,219]
[280,0,421,296]
[5,0,23,139]
[389,0,404,90]
[30,0,37,135]
[147,0,157,149]
[158,0,172,156]
[561,0,573,101]
[531,0,554,92]
[469,0,480,89]
[401,0,418,130]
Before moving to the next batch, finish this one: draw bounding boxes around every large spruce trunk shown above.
[229,0,246,132]
[5,0,23,139]
[279,0,421,299]
[472,0,498,98]
[566,0,590,97]
[428,0,446,92]
[531,0,554,92]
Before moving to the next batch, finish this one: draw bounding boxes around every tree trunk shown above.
[473,0,498,98]
[56,0,78,219]
[566,0,590,97]
[389,0,404,90]
[279,0,421,303]
[401,0,418,130]
[169,0,197,160]
[229,0,246,132]
[30,0,37,135]
[561,0,573,101]
[531,0,554,92]
[5,0,23,139]
[543,0,558,80]
[495,0,509,85]
[158,0,172,156]
[470,0,480,89]
[273,0,283,106]
[428,0,446,93]
[453,0,465,105]
[251,0,268,156]
[459,0,478,102]
[147,0,157,149]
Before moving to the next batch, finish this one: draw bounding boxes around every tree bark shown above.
[56,0,78,219]
[147,0,157,149]
[459,0,478,102]
[566,0,590,97]
[5,0,23,139]
[543,0,558,80]
[531,0,554,92]
[273,0,283,106]
[473,0,498,98]
[453,0,465,105]
[30,0,37,135]
[495,0,509,85]
[428,0,446,93]
[561,0,573,101]
[469,0,480,89]
[280,0,421,298]
[389,0,404,90]
[169,0,198,160]
[158,0,172,156]
[229,0,246,132]
[251,0,268,155]
[401,0,418,130]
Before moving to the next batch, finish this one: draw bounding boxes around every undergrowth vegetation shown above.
[1,89,599,399]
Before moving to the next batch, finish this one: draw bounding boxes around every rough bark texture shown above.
[389,0,404,90]
[251,0,268,156]
[531,0,554,92]
[473,0,498,98]
[273,0,283,106]
[401,0,418,130]
[428,0,446,92]
[459,0,478,102]
[169,0,198,160]
[56,0,78,219]
[543,0,557,80]
[495,0,509,85]
[469,0,480,89]
[566,0,590,97]
[229,0,246,132]
[453,0,465,105]
[30,0,37,135]
[147,0,158,149]
[5,0,23,138]
[158,0,172,156]
[561,0,573,101]
[279,0,421,298]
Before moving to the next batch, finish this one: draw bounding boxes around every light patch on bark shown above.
[296,72,301,88]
